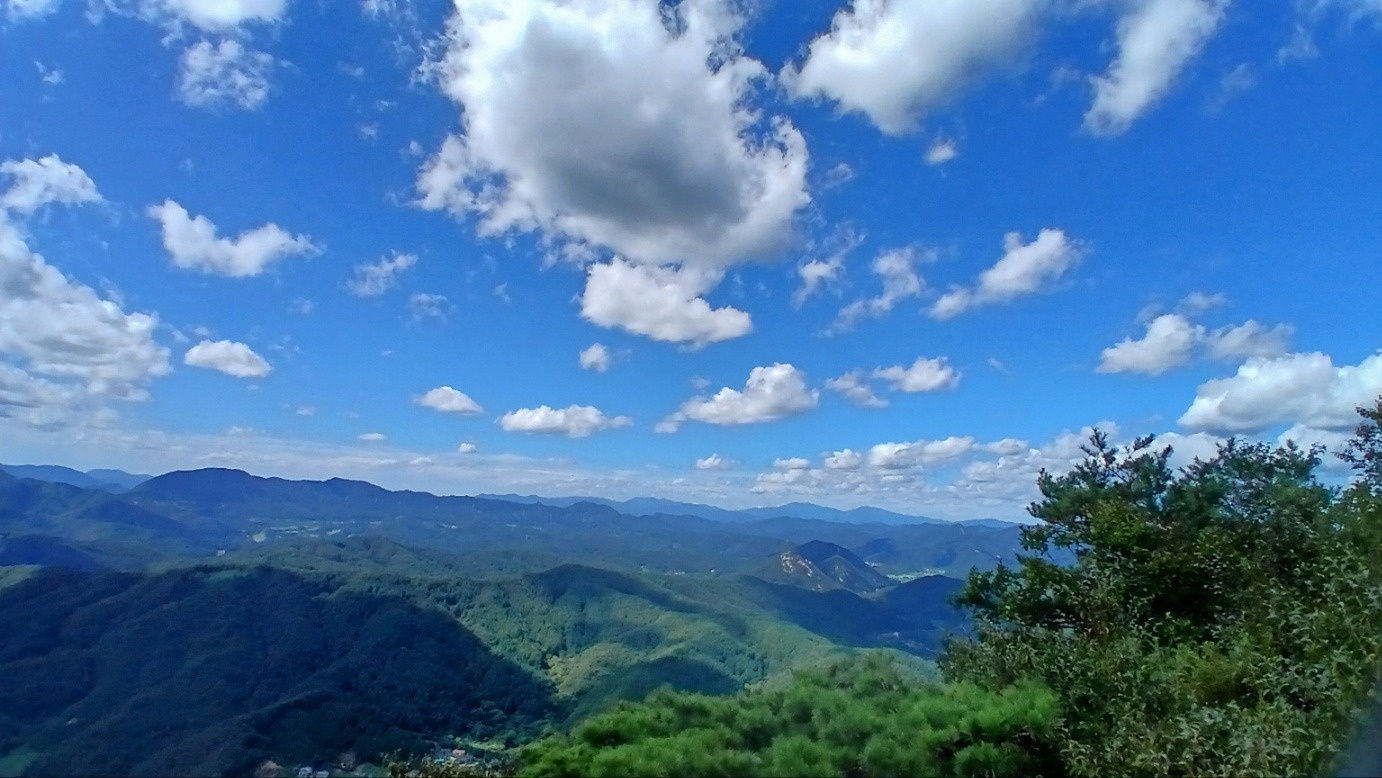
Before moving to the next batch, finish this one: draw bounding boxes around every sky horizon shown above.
[2,0,1380,521]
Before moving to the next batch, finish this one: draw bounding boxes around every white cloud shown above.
[0,215,170,425]
[1277,24,1318,63]
[1202,320,1293,361]
[359,432,387,442]
[149,0,288,31]
[794,255,845,308]
[1178,290,1227,315]
[823,449,863,470]
[1179,351,1382,434]
[1098,313,1202,375]
[184,339,271,378]
[951,424,1121,503]
[346,251,417,297]
[5,0,61,21]
[869,435,975,469]
[295,405,315,416]
[792,229,861,307]
[498,403,632,438]
[830,247,925,332]
[820,162,855,190]
[1275,424,1352,471]
[874,356,961,393]
[930,229,1080,319]
[688,370,809,428]
[36,62,64,86]
[1099,313,1292,375]
[148,200,318,277]
[783,0,1042,135]
[925,138,959,165]
[1207,62,1255,111]
[415,0,809,270]
[578,343,611,372]
[660,363,818,432]
[407,292,449,320]
[414,386,483,415]
[694,454,732,471]
[983,437,1029,456]
[580,259,751,346]
[457,442,478,454]
[1,155,102,214]
[825,370,887,408]
[773,457,811,470]
[1084,0,1228,136]
[1309,0,1382,24]
[178,40,275,111]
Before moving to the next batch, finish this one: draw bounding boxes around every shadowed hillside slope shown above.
[0,565,554,777]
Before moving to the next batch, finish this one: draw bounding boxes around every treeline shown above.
[517,399,1382,776]
[519,655,1059,777]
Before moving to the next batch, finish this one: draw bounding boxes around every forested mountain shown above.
[9,402,1380,778]
[0,537,964,774]
[518,402,1382,778]
[0,565,554,777]
[754,541,894,593]
[0,465,1007,775]
[475,493,1006,526]
[0,468,1023,578]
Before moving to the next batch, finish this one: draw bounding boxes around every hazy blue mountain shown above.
[8,464,1015,528]
[2,467,1026,578]
[0,464,154,493]
[0,470,241,569]
[0,464,118,492]
[474,493,1018,527]
[476,493,753,522]
[83,469,154,490]
[736,502,946,525]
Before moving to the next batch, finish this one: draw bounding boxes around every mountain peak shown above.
[757,540,894,594]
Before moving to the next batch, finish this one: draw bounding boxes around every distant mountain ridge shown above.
[478,493,1016,527]
[0,464,153,493]
[4,463,1017,526]
[1,467,1028,580]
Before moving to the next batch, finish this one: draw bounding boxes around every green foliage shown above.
[517,653,1062,778]
[0,566,555,777]
[943,398,1382,776]
[1341,398,1382,492]
[0,547,966,775]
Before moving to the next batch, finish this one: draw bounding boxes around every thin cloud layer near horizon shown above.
[1,0,1379,520]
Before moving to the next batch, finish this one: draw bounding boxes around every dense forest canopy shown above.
[516,398,1382,777]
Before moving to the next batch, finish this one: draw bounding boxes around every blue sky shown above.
[1,0,1379,519]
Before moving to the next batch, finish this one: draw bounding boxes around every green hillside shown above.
[0,536,964,775]
[0,565,553,777]
[0,464,1003,776]
[515,401,1382,777]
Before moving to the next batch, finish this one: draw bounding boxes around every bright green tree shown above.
[516,652,1063,778]
[944,398,1382,776]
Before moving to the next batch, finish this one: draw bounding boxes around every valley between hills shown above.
[0,465,1020,776]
